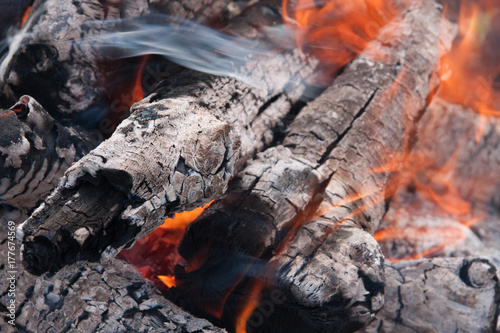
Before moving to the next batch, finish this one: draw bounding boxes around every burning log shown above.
[0,0,150,123]
[18,49,318,275]
[174,1,455,331]
[0,95,97,209]
[0,222,226,332]
[360,258,500,333]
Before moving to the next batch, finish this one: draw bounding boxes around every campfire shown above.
[1,0,499,332]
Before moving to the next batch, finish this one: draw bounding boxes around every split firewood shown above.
[19,48,319,275]
[175,1,455,331]
[0,95,97,209]
[360,258,500,333]
[0,222,226,333]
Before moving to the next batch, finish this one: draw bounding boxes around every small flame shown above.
[375,216,484,262]
[131,55,149,104]
[157,275,176,288]
[235,282,265,333]
[282,0,401,79]
[21,6,32,29]
[120,201,213,290]
[438,2,500,141]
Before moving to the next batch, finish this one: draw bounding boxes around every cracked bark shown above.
[360,258,500,333]
[0,221,226,333]
[19,48,319,275]
[174,2,456,332]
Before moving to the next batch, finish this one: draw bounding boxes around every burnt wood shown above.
[361,258,500,333]
[0,221,226,333]
[175,1,455,332]
[0,95,97,209]
[0,0,150,123]
[376,98,500,282]
[19,49,319,275]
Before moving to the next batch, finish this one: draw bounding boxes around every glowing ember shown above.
[120,201,212,290]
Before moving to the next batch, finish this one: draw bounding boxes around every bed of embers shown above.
[1,0,500,332]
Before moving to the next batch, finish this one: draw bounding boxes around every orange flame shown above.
[235,282,265,333]
[375,216,483,262]
[157,275,177,288]
[438,2,500,141]
[119,201,213,290]
[282,0,400,78]
[131,55,149,104]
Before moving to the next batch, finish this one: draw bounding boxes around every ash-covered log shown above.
[0,95,97,209]
[0,0,150,123]
[360,258,500,333]
[0,222,226,332]
[18,48,318,275]
[174,1,455,332]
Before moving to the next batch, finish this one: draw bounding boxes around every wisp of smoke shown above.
[77,14,290,89]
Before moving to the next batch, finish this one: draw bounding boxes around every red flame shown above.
[132,55,149,104]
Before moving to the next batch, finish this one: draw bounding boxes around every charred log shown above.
[375,98,500,274]
[19,49,318,275]
[150,0,233,25]
[0,95,97,210]
[0,221,226,333]
[175,1,454,332]
[361,258,500,333]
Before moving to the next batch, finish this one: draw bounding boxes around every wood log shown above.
[0,95,98,209]
[175,1,455,331]
[0,0,150,123]
[360,258,500,333]
[0,220,226,333]
[19,48,319,275]
[0,0,275,125]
